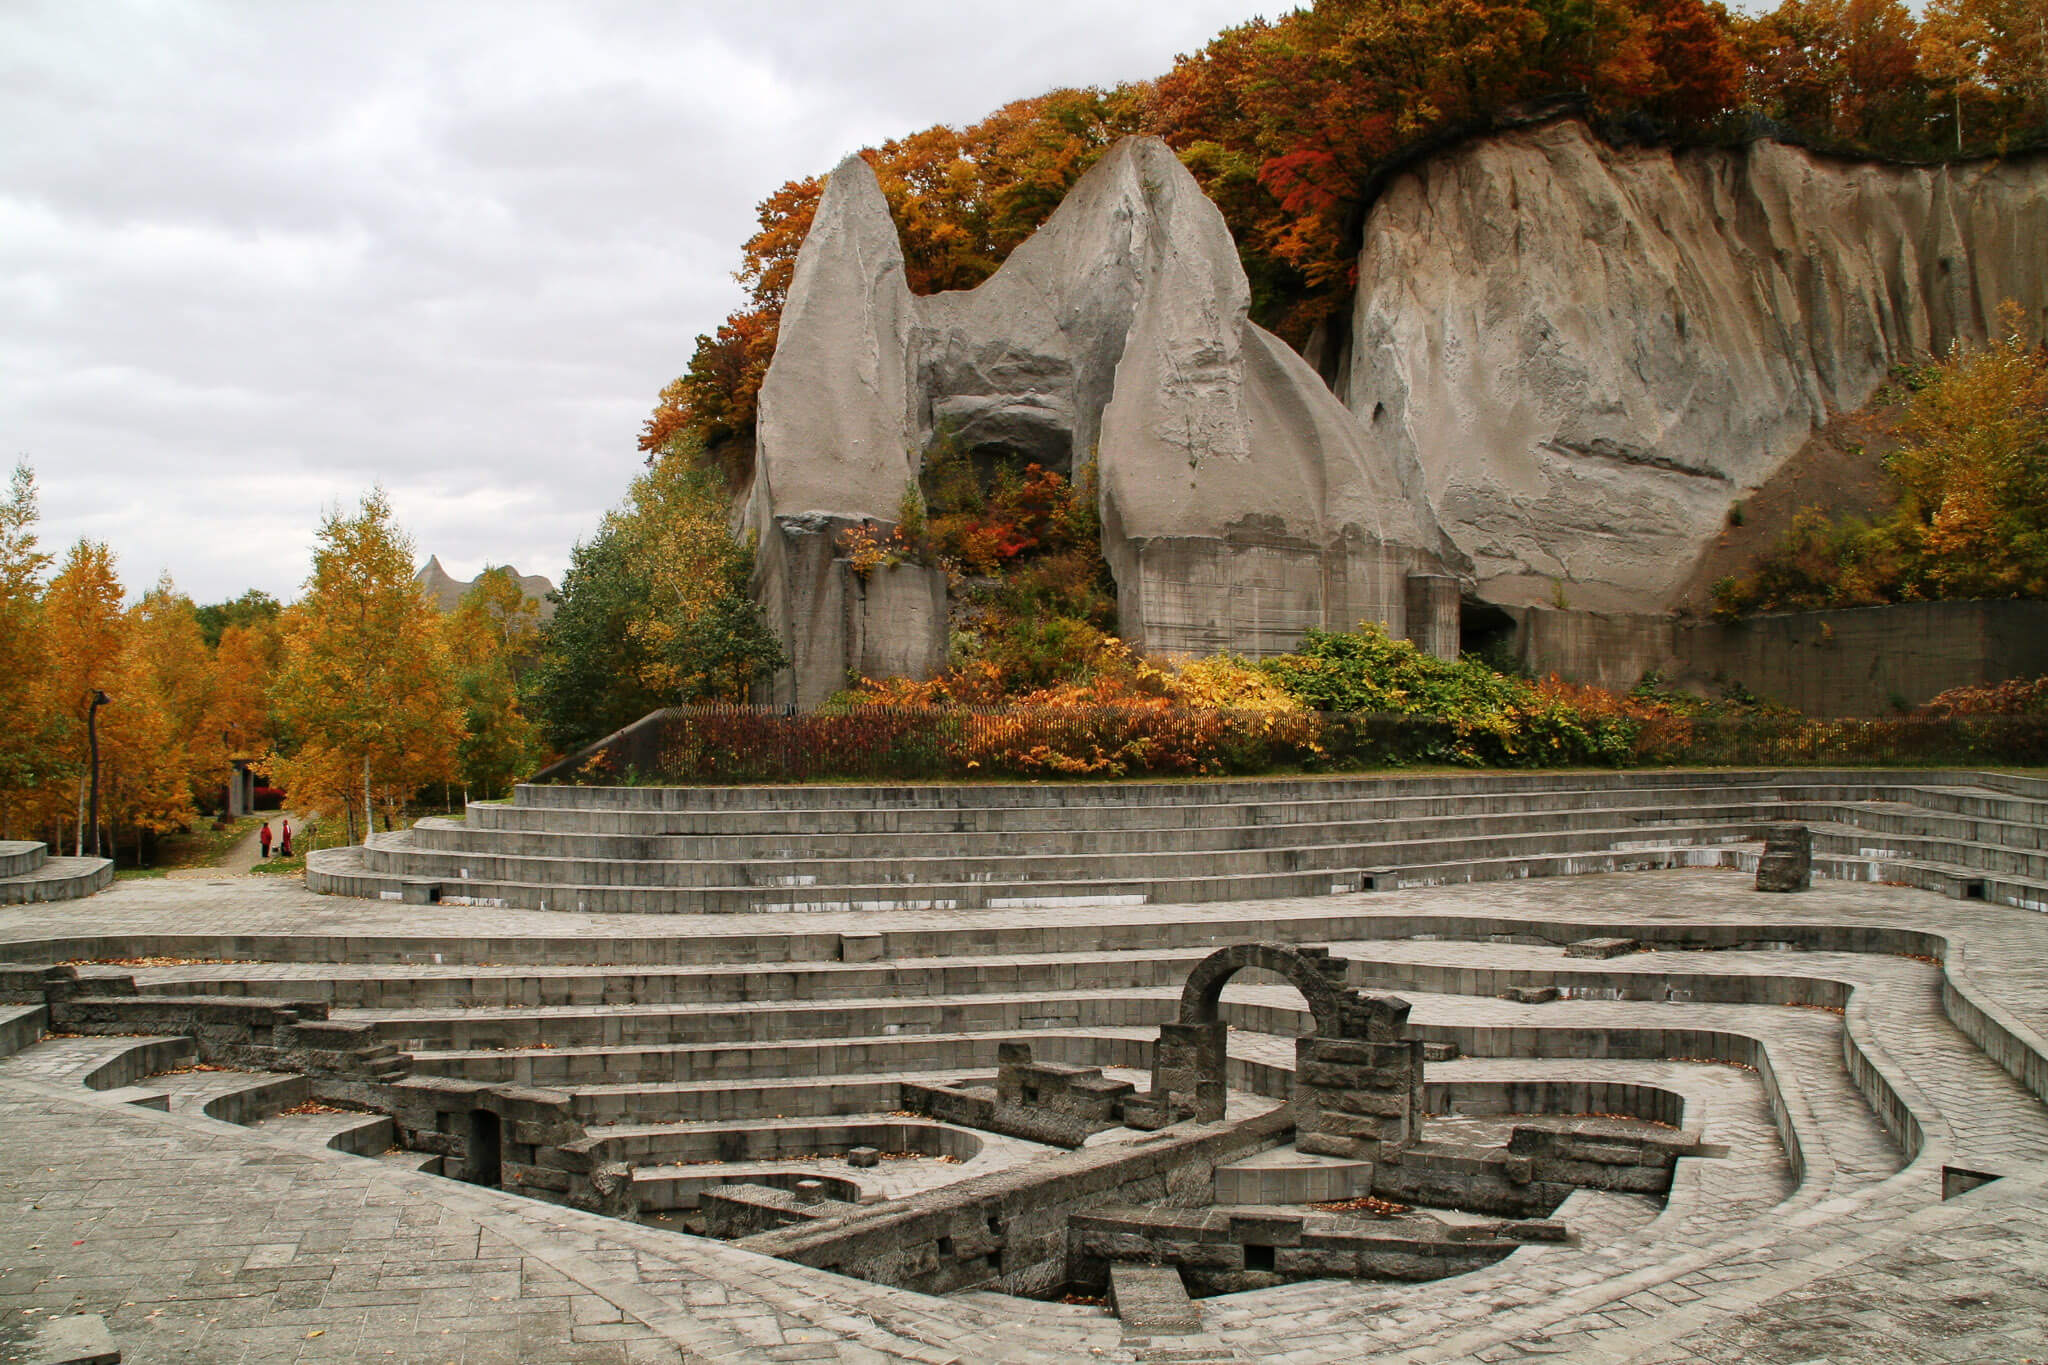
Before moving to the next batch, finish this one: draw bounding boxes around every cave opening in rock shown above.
[1460,600,1520,669]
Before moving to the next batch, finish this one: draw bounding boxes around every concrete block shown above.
[15,1313,119,1364]
[839,932,884,962]
[1500,985,1559,1004]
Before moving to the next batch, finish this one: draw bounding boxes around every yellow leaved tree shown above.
[269,490,462,844]
[129,574,224,808]
[0,465,63,840]
[442,567,543,800]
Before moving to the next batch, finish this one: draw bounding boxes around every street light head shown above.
[90,690,111,706]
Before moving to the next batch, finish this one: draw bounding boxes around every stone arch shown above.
[1177,943,1349,1037]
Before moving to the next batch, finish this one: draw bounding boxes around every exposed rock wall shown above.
[1345,120,2048,614]
[747,138,1458,707]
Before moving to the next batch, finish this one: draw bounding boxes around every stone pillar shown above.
[1146,1021,1229,1124]
[1293,991,1422,1160]
[227,761,255,817]
[1404,574,1461,661]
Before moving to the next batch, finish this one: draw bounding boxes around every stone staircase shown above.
[0,838,112,904]
[303,769,2048,915]
[8,770,2048,1361]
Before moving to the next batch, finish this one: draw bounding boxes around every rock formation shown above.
[415,556,556,621]
[746,139,1460,707]
[1343,119,2048,614]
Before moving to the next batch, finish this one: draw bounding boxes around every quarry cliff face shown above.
[1344,119,2048,614]
[744,119,2047,703]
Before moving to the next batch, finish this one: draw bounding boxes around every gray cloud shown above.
[2,1,1281,603]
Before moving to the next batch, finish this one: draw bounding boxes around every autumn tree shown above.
[527,444,784,755]
[443,567,543,799]
[269,490,461,843]
[129,574,224,807]
[43,541,126,854]
[194,589,282,650]
[1932,0,2048,146]
[94,630,194,865]
[1739,0,1928,152]
[214,620,280,761]
[1713,304,2048,615]
[1888,306,2048,597]
[0,465,64,839]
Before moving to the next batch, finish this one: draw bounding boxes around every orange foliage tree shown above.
[0,465,64,840]
[214,620,280,761]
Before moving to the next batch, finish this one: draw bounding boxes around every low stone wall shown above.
[735,1106,1294,1299]
[694,1180,864,1235]
[1066,1204,1530,1296]
[313,1073,634,1217]
[46,990,405,1081]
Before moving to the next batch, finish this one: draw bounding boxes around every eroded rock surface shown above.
[748,138,1457,706]
[1345,119,2048,613]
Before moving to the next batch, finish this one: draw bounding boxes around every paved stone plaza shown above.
[5,777,2048,1363]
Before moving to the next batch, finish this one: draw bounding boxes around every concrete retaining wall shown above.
[1505,600,2048,715]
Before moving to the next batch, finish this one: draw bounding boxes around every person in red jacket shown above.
[258,821,273,859]
[279,820,293,858]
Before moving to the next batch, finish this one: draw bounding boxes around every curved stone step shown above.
[0,853,112,904]
[1213,1147,1375,1205]
[317,827,1769,913]
[246,1107,397,1156]
[505,768,2027,814]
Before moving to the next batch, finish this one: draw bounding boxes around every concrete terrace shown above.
[2,770,2047,1363]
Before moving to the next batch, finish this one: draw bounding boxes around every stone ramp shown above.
[1111,1263,1201,1334]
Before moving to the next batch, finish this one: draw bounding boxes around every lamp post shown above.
[87,690,110,859]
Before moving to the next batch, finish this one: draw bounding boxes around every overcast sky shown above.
[3,1,1291,604]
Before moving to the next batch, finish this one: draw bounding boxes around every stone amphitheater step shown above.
[159,1069,311,1125]
[389,803,1799,879]
[326,825,1765,912]
[245,1107,397,1156]
[0,839,113,904]
[132,922,1901,1023]
[428,792,1832,852]
[308,770,2048,914]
